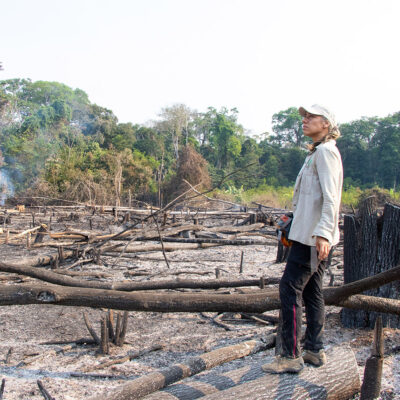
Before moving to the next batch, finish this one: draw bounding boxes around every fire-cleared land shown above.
[0,205,399,399]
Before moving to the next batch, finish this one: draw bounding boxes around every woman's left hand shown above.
[316,236,331,260]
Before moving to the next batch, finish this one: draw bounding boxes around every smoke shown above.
[0,169,14,205]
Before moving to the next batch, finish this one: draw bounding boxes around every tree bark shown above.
[135,345,360,400]
[376,203,400,327]
[336,294,400,315]
[0,263,280,291]
[342,201,400,328]
[151,237,270,246]
[4,251,75,269]
[106,242,222,253]
[90,337,275,400]
[1,265,400,313]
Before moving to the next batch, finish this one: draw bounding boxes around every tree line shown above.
[0,78,399,206]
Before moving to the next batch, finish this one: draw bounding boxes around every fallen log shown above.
[17,344,76,367]
[37,380,55,400]
[90,336,275,400]
[207,223,265,233]
[2,282,400,315]
[45,214,263,248]
[81,344,163,372]
[105,242,222,253]
[11,225,42,239]
[0,378,4,400]
[0,283,280,312]
[40,338,97,346]
[154,237,271,245]
[142,345,359,400]
[322,263,400,303]
[53,269,112,278]
[1,264,400,312]
[0,263,280,291]
[336,294,400,315]
[3,251,75,269]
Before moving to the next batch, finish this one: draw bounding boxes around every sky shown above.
[1,0,400,136]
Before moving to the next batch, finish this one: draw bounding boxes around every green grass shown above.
[213,184,400,210]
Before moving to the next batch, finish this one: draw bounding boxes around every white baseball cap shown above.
[299,104,337,128]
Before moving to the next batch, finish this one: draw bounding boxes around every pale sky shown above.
[1,0,400,136]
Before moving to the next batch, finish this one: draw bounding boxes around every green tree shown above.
[372,112,400,189]
[156,104,195,162]
[270,107,304,147]
[233,137,261,189]
[338,117,378,186]
[198,107,244,170]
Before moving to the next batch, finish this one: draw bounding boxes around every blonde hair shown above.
[307,117,341,152]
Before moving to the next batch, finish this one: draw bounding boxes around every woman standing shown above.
[263,104,343,374]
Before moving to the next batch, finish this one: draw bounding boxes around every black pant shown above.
[279,241,326,358]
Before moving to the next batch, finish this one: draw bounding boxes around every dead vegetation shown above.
[0,198,398,399]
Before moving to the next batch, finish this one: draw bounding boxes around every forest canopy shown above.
[0,78,399,207]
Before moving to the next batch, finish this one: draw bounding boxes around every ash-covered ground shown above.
[0,209,399,399]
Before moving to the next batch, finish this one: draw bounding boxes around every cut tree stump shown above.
[142,345,360,400]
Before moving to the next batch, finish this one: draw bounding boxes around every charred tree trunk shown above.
[376,203,400,327]
[142,345,360,400]
[2,264,400,313]
[0,263,280,291]
[342,200,400,328]
[89,338,274,400]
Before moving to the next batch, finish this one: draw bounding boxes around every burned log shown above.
[49,219,266,249]
[81,344,163,372]
[336,294,400,315]
[156,237,270,246]
[3,251,75,269]
[143,345,359,400]
[37,380,55,400]
[83,312,101,344]
[0,283,281,312]
[0,378,4,400]
[89,337,275,400]
[105,242,222,253]
[1,263,400,313]
[0,263,280,291]
[198,345,359,400]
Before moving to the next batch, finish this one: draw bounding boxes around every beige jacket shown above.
[288,140,343,246]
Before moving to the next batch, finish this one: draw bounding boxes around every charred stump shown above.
[360,316,384,400]
[342,199,400,328]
